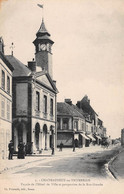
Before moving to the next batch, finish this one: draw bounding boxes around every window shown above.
[1,97,5,118]
[63,118,69,130]
[50,98,53,115]
[44,95,47,113]
[36,91,40,111]
[1,70,5,90]
[7,100,10,120]
[74,121,78,130]
[7,76,10,94]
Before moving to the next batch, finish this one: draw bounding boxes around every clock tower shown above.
[33,18,54,78]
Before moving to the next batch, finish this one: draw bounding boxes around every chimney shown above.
[65,99,72,105]
[28,59,36,72]
[76,101,81,108]
[0,37,4,54]
[84,95,90,104]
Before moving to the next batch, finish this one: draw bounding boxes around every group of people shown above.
[8,140,65,159]
[8,140,26,160]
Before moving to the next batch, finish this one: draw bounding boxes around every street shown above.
[1,145,120,180]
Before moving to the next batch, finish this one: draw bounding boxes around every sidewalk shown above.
[0,145,111,174]
[108,146,124,180]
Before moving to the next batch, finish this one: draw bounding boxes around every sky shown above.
[0,0,124,138]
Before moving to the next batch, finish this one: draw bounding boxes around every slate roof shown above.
[0,51,14,71]
[35,34,53,42]
[34,21,54,44]
[57,102,85,119]
[77,96,98,117]
[6,55,31,77]
[36,18,50,37]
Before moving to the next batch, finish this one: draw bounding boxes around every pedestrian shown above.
[8,140,14,160]
[51,144,54,155]
[23,142,26,156]
[73,142,75,152]
[59,142,63,151]
[18,141,25,159]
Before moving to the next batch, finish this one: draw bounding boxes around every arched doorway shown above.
[35,123,40,150]
[13,120,27,152]
[43,124,47,150]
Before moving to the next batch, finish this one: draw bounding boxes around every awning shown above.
[87,134,96,141]
[95,135,102,140]
[80,133,90,140]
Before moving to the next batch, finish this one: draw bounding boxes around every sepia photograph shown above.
[0,0,124,193]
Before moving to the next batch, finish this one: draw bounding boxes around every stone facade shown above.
[0,39,14,159]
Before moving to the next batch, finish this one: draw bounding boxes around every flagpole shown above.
[42,5,44,20]
[37,4,44,20]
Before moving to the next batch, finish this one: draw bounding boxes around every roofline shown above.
[57,102,85,119]
[79,100,98,116]
[35,70,58,93]
[13,74,58,94]
[36,79,58,94]
[0,52,14,71]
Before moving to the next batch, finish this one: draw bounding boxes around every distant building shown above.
[76,95,100,141]
[57,99,89,148]
[102,127,107,138]
[95,118,103,144]
[6,18,58,153]
[85,116,96,145]
[0,37,14,159]
[121,128,124,146]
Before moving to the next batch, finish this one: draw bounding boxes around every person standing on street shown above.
[59,142,63,151]
[73,140,75,152]
[18,141,25,159]
[51,144,54,155]
[8,140,14,160]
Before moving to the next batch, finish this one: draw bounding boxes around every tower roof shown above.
[33,18,54,45]
[36,18,50,37]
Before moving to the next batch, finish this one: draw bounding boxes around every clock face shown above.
[40,44,47,51]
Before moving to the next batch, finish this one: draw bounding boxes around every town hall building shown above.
[5,18,58,154]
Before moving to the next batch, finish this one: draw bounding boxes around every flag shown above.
[37,4,43,8]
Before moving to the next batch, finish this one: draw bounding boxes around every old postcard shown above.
[0,0,124,194]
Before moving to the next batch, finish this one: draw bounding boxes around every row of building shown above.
[0,16,107,159]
